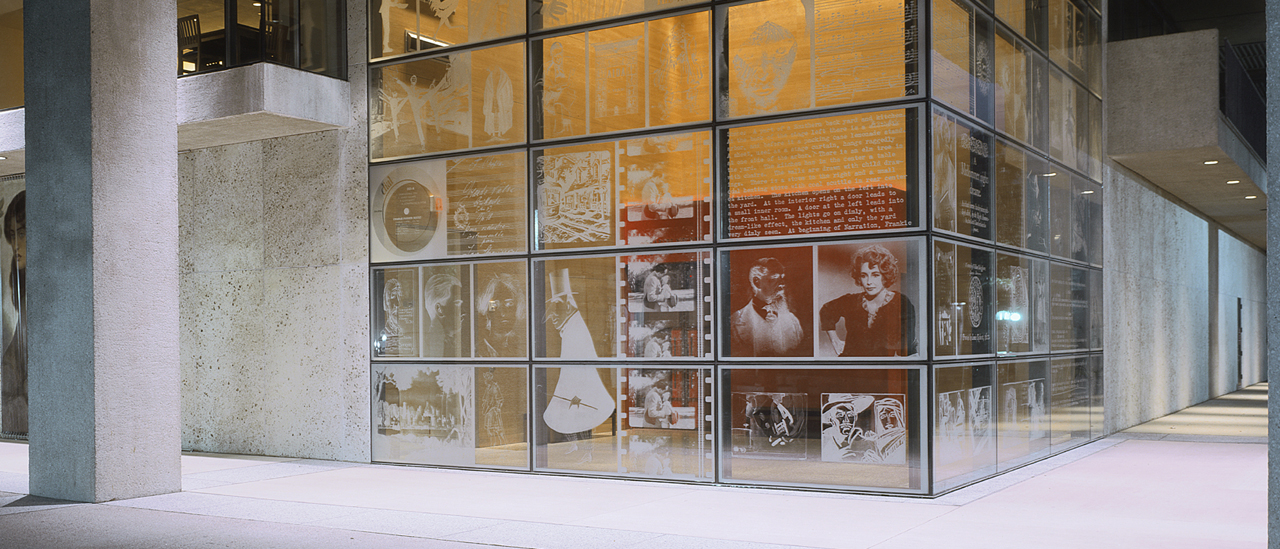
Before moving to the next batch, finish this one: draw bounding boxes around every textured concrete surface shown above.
[1216,232,1267,393]
[1266,3,1279,547]
[1103,162,1214,434]
[24,0,181,502]
[178,1,370,462]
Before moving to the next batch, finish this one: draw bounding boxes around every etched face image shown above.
[876,399,904,433]
[755,268,784,303]
[859,263,884,299]
[486,282,520,339]
[732,22,797,111]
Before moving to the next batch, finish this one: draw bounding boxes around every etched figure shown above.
[639,166,679,220]
[820,244,917,357]
[643,375,677,428]
[537,42,577,136]
[378,0,409,56]
[643,264,677,312]
[1,192,24,436]
[653,24,705,115]
[475,273,526,357]
[543,268,598,359]
[732,21,798,113]
[933,114,958,232]
[422,273,464,357]
[820,394,907,464]
[730,258,803,356]
[969,386,992,455]
[481,369,506,445]
[744,393,804,450]
[483,67,514,140]
[428,0,461,39]
[378,278,404,356]
[376,370,400,429]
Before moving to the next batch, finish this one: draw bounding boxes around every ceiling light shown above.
[252,2,261,5]
[0,156,6,160]
[1227,180,1240,184]
[1081,190,1094,194]
[1204,160,1219,165]
[1245,195,1257,200]
[1044,172,1057,177]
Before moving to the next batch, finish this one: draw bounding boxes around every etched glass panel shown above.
[370,0,418,58]
[1088,353,1103,438]
[996,360,1049,470]
[720,367,923,491]
[1050,355,1089,450]
[371,0,525,59]
[722,245,814,358]
[815,238,925,359]
[534,366,714,479]
[373,267,421,358]
[531,0,707,30]
[725,108,919,239]
[533,256,618,359]
[933,240,993,357]
[995,253,1043,355]
[534,131,712,251]
[370,151,527,262]
[933,362,995,492]
[720,0,920,119]
[994,138,1026,248]
[371,41,526,159]
[931,108,991,240]
[994,29,1030,143]
[1047,0,1091,86]
[534,12,711,139]
[621,251,713,359]
[1050,262,1089,351]
[372,364,529,469]
[473,260,529,359]
[931,0,992,121]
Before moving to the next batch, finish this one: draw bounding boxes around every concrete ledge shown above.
[177,63,350,151]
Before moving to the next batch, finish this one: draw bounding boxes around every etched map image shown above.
[820,393,907,464]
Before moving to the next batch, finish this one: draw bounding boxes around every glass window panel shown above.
[619,132,713,247]
[993,30,1030,143]
[374,267,421,358]
[720,0,920,119]
[535,34,589,140]
[1071,82,1090,176]
[370,151,528,262]
[1029,52,1050,152]
[1047,167,1070,258]
[535,12,712,138]
[535,131,712,252]
[534,366,714,479]
[1087,92,1102,180]
[1088,268,1102,350]
[1047,0,1090,86]
[996,359,1049,470]
[721,367,923,491]
[1069,173,1095,264]
[1024,153,1051,253]
[1088,353,1103,438]
[1049,355,1089,450]
[931,108,991,240]
[994,138,1025,248]
[725,108,920,239]
[474,260,530,359]
[531,0,707,31]
[622,252,713,359]
[1086,12,1100,92]
[648,13,713,128]
[373,364,529,469]
[933,362,996,492]
[371,41,526,159]
[1030,257,1050,352]
[996,254,1031,355]
[930,0,992,122]
[995,0,1047,49]
[534,256,618,359]
[1046,67,1073,165]
[933,240,993,357]
[408,0,526,52]
[722,245,814,358]
[420,264,473,358]
[816,238,925,359]
[1049,263,1089,351]
[371,0,419,58]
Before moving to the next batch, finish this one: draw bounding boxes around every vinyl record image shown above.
[371,162,449,262]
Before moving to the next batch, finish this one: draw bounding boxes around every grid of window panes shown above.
[366,0,1102,496]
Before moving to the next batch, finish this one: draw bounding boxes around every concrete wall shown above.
[1216,230,1267,391]
[1104,159,1268,434]
[178,2,370,462]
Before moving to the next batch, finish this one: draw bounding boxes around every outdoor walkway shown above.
[0,384,1267,548]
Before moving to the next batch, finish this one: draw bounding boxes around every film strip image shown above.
[621,251,712,359]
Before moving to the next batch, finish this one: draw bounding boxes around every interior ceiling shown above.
[1156,0,1265,45]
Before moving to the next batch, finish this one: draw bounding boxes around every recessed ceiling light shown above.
[1081,190,1094,194]
[1227,180,1240,184]
[1045,172,1057,177]
[1245,195,1257,200]
[0,156,6,160]
[1204,160,1219,165]
[252,2,261,5]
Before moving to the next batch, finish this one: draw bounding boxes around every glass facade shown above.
[368,0,1103,496]
[179,0,347,78]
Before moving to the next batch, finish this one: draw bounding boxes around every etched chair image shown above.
[178,14,202,75]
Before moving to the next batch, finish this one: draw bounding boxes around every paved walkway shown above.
[0,384,1267,548]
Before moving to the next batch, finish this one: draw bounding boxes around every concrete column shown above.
[23,0,180,502]
[1267,2,1280,547]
